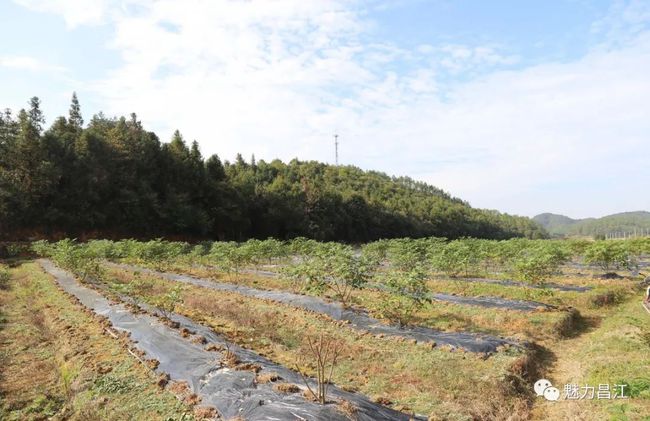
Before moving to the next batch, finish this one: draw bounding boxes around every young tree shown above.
[512,243,569,285]
[431,239,479,278]
[296,332,342,405]
[209,241,253,281]
[377,265,429,327]
[329,248,375,307]
[45,239,104,282]
[281,253,329,294]
[111,275,148,308]
[584,241,635,272]
[153,285,184,320]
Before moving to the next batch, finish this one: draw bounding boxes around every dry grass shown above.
[205,343,225,352]
[273,383,301,393]
[0,261,194,421]
[193,406,218,419]
[235,362,262,373]
[119,262,599,343]
[168,381,191,396]
[531,296,650,420]
[256,372,281,383]
[222,349,240,367]
[103,264,532,418]
[354,288,576,342]
[337,399,358,418]
[183,394,201,406]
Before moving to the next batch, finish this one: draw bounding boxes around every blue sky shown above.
[371,1,603,60]
[1,0,649,219]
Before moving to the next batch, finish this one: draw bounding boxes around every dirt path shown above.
[530,298,650,420]
[530,325,596,419]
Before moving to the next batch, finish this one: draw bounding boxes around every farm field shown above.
[3,2,650,420]
[0,260,195,420]
[2,236,649,420]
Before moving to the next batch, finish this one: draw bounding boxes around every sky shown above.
[1,0,649,219]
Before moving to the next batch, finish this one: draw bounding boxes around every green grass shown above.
[531,296,650,420]
[583,299,650,418]
[427,276,635,310]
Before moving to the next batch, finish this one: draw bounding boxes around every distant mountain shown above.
[533,211,650,237]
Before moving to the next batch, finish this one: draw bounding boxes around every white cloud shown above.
[13,0,113,27]
[11,0,650,218]
[0,55,66,72]
[437,44,519,73]
[591,0,650,43]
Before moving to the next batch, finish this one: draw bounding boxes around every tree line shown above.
[33,236,647,325]
[0,95,548,242]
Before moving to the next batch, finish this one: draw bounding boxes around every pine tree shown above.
[169,130,187,155]
[206,155,225,181]
[27,97,45,133]
[0,95,550,241]
[68,92,83,129]
[0,109,18,147]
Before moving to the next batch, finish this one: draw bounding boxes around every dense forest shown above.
[534,211,650,238]
[0,95,547,242]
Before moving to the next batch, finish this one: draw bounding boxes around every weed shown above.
[0,266,10,290]
[59,361,80,399]
[93,375,141,394]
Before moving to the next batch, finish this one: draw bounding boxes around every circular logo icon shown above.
[543,386,560,401]
[534,379,552,397]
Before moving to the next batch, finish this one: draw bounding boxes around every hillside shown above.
[534,211,650,237]
[0,96,547,241]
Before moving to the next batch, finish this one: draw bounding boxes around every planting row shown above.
[43,236,649,281]
[40,259,419,420]
[35,240,590,342]
[34,239,635,341]
[107,261,521,352]
[38,258,537,419]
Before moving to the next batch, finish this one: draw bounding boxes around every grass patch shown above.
[531,296,650,420]
[426,276,635,311]
[0,261,195,421]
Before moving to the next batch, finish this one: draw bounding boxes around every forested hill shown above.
[533,211,650,237]
[0,95,547,241]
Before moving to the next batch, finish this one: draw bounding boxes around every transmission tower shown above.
[334,133,339,166]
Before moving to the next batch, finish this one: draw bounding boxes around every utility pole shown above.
[334,133,339,166]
